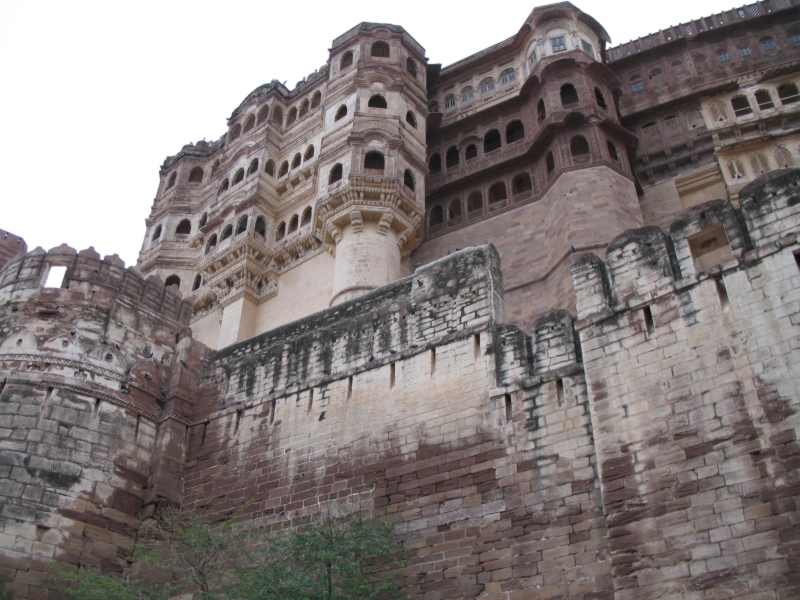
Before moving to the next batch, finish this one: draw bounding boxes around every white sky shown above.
[0,0,738,267]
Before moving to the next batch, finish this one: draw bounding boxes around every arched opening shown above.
[446,146,459,168]
[211,160,220,175]
[166,172,177,189]
[192,275,202,291]
[538,99,546,122]
[301,207,312,226]
[229,124,242,140]
[404,169,415,191]
[789,27,800,47]
[311,91,321,109]
[406,111,416,128]
[299,100,309,118]
[546,152,555,174]
[218,179,229,195]
[164,275,180,289]
[220,225,233,241]
[329,164,343,184]
[335,105,348,121]
[236,215,248,235]
[175,219,191,235]
[152,225,162,241]
[607,140,620,162]
[776,148,795,168]
[247,159,259,176]
[650,68,666,88]
[279,161,289,177]
[189,166,204,183]
[630,75,644,92]
[694,54,710,73]
[233,168,245,185]
[484,129,501,153]
[760,36,777,52]
[570,135,590,160]
[288,214,299,234]
[429,153,442,173]
[448,199,462,223]
[292,153,302,169]
[731,95,753,117]
[727,160,746,180]
[750,154,770,174]
[488,182,507,205]
[275,222,286,242]
[371,41,390,58]
[304,145,315,161]
[465,144,478,161]
[199,213,208,227]
[686,109,704,129]
[778,83,800,105]
[500,68,516,86]
[461,86,474,103]
[368,95,387,109]
[287,107,297,126]
[560,84,579,106]
[710,102,728,122]
[264,159,275,177]
[506,121,524,144]
[512,173,532,195]
[406,57,417,76]
[594,88,607,109]
[205,234,217,254]
[243,114,255,133]
[272,106,283,126]
[257,105,270,125]
[467,192,483,215]
[340,51,353,70]
[428,101,439,113]
[755,90,775,110]
[480,77,495,94]
[429,205,444,227]
[444,94,456,110]
[364,151,385,172]
[716,49,731,65]
[254,216,266,237]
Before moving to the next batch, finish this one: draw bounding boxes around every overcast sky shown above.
[0,0,738,267]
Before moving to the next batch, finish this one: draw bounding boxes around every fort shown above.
[1,2,800,598]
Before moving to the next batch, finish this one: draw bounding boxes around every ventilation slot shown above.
[92,398,101,424]
[390,363,396,389]
[430,348,436,376]
[234,409,243,435]
[556,379,564,406]
[504,394,512,422]
[347,376,353,401]
[307,388,314,413]
[270,399,276,424]
[715,277,731,313]
[643,306,655,336]
[474,333,481,360]
[41,386,53,414]
[200,422,208,447]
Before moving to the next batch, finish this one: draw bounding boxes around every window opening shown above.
[581,40,594,58]
[364,151,385,172]
[789,28,800,47]
[630,75,644,92]
[264,160,275,176]
[404,170,415,190]
[429,154,442,173]
[176,219,191,235]
[570,135,590,157]
[778,83,800,105]
[465,144,478,161]
[546,152,555,174]
[428,101,439,113]
[474,333,481,360]
[44,265,67,289]
[286,107,297,126]
[643,305,654,335]
[192,275,202,291]
[299,100,308,118]
[311,91,321,108]
[687,223,734,271]
[243,114,255,133]
[484,129,501,153]
[504,394,512,422]
[488,182,507,204]
[236,216,248,235]
[301,207,312,226]
[188,167,203,183]
[278,161,289,177]
[232,168,244,185]
[710,102,728,122]
[538,99,546,121]
[257,105,270,125]
[750,154,770,174]
[551,36,567,53]
[560,84,579,106]
[500,69,516,85]
[164,275,180,288]
[595,88,607,109]
[715,277,731,313]
[717,50,731,64]
[275,222,286,242]
[731,96,753,117]
[406,57,417,76]
[650,68,666,88]
[304,145,315,161]
[247,159,259,176]
[694,54,710,73]
[340,51,353,69]
[255,216,266,237]
[335,105,347,121]
[448,199,462,222]
[288,215,299,234]
[761,37,777,52]
[506,120,524,143]
[727,160,746,180]
[389,362,396,389]
[166,172,177,189]
[776,148,795,168]
[444,94,456,110]
[292,153,301,169]
[371,41,390,58]
[347,376,353,401]
[272,106,283,126]
[406,111,417,128]
[229,124,241,140]
[220,225,233,241]
[480,77,495,94]
[152,225,162,241]
[429,205,444,227]
[607,140,620,162]
[446,146,459,168]
[430,348,436,375]
[329,164,343,184]
[556,379,564,406]
[368,95,387,109]
[512,173,532,195]
[205,234,217,254]
[467,192,483,214]
[461,86,474,103]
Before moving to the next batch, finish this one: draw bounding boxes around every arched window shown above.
[254,216,266,237]
[710,102,728,122]
[176,219,191,235]
[761,36,777,52]
[561,84,579,106]
[189,167,204,183]
[211,160,220,175]
[368,95,387,109]
[243,114,255,133]
[264,159,275,177]
[429,154,442,173]
[247,159,259,176]
[428,101,439,113]
[789,27,800,48]
[296,100,307,119]
[595,88,607,109]
[506,121,524,144]
[404,169,415,190]
[776,148,795,168]
[335,105,348,121]
[292,153,302,169]
[630,75,644,92]
[340,51,353,70]
[304,146,315,161]
[229,124,242,140]
[755,90,775,110]
[236,215,248,235]
[220,225,233,240]
[546,151,555,174]
[301,207,312,226]
[272,106,283,126]
[406,111,417,128]
[512,173,532,195]
[287,107,297,126]
[731,95,753,117]
[288,214,299,234]
[166,172,177,189]
[329,164,343,184]
[778,83,800,105]
[607,140,620,162]
[467,192,483,214]
[152,225,162,241]
[750,154,770,174]
[570,136,590,159]
[364,151,385,171]
[671,60,688,79]
[164,275,180,289]
[444,94,456,110]
[407,57,417,77]
[727,160,746,179]
[279,161,289,177]
[205,234,217,254]
[275,222,286,241]
[480,78,495,94]
[488,182,507,204]
[461,86,474,103]
[372,41,390,58]
[465,144,478,161]
[694,54,710,73]
[642,122,659,138]
[257,105,270,125]
[429,206,444,227]
[650,68,666,88]
[500,69,516,86]
[311,91,321,108]
[199,213,207,227]
[233,168,245,185]
[484,129,501,153]
[219,179,229,194]
[717,49,731,64]
[448,199,462,222]
[446,146,459,168]
[192,275,202,291]
[739,44,753,59]
[538,99,547,122]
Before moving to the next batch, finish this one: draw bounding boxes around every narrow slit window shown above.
[390,363,396,389]
[307,388,314,413]
[715,277,731,313]
[556,379,564,406]
[234,409,243,435]
[504,394,512,422]
[643,305,655,335]
[474,333,481,359]
[347,376,353,400]
[200,422,208,446]
[430,348,436,376]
